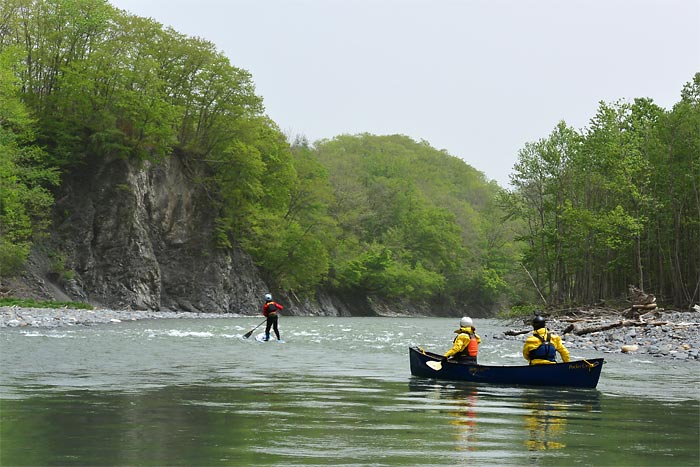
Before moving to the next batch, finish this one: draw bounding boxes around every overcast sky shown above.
[108,0,699,187]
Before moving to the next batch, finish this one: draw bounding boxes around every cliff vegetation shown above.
[1,0,698,316]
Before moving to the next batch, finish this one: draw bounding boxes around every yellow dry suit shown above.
[444,326,481,363]
[522,328,570,365]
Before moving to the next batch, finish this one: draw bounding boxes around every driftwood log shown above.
[628,285,657,305]
[623,285,659,318]
[562,320,668,336]
[507,306,673,337]
[504,329,531,336]
[507,320,669,338]
[622,303,659,319]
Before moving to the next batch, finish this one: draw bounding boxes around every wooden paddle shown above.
[243,319,266,339]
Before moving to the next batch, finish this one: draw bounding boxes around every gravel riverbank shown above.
[2,306,699,362]
[496,310,700,362]
[0,306,229,328]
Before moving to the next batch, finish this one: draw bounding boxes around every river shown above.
[1,317,698,466]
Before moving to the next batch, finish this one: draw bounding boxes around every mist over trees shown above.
[1,0,697,312]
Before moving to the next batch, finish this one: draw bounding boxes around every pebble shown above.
[0,306,232,329]
[500,311,700,362]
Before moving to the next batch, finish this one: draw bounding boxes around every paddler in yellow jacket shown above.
[441,316,481,364]
[523,315,570,365]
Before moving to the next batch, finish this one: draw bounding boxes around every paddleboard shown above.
[255,332,285,343]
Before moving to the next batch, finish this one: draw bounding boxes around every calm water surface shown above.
[1,317,698,466]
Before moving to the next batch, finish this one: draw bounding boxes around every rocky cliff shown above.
[9,153,268,314]
[5,154,449,318]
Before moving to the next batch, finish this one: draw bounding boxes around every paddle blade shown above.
[243,330,253,339]
[426,360,442,371]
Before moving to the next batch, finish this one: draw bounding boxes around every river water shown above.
[1,317,698,466]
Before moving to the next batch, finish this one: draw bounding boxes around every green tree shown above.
[233,135,336,295]
[314,133,511,307]
[648,74,700,305]
[508,121,582,304]
[508,75,700,308]
[0,46,58,277]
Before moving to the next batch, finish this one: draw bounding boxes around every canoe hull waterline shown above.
[409,346,604,389]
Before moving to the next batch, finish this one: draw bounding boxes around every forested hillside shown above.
[308,134,519,309]
[1,0,697,314]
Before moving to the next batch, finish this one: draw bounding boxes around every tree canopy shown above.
[312,134,516,306]
[1,0,697,312]
[506,75,700,308]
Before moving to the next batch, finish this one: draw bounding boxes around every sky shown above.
[108,0,699,187]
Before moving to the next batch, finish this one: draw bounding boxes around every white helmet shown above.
[264,293,272,301]
[460,316,473,328]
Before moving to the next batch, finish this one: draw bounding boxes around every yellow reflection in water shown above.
[448,389,479,451]
[523,399,567,450]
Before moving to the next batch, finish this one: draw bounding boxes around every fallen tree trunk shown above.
[504,329,531,336]
[563,320,668,336]
[622,303,659,319]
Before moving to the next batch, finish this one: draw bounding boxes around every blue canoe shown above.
[409,346,604,389]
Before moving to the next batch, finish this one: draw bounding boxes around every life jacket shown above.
[454,329,479,358]
[529,331,556,362]
[265,302,277,315]
[466,334,479,357]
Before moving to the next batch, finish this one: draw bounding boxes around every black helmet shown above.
[532,315,546,330]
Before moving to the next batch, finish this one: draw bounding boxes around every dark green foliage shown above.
[3,0,695,313]
[0,1,519,308]
[507,74,700,308]
[313,134,515,305]
[0,46,59,278]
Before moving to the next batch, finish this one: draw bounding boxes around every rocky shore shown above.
[0,306,228,328]
[2,306,699,362]
[496,310,700,362]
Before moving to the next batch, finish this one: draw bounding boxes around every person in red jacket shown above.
[262,293,284,341]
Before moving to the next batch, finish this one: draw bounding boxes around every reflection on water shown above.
[1,317,698,466]
[406,378,609,463]
[523,396,567,450]
[448,387,479,451]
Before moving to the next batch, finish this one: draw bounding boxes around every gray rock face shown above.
[29,155,267,314]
